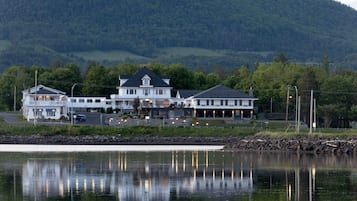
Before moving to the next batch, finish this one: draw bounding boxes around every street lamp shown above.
[71,83,78,126]
[293,86,299,133]
[286,86,299,131]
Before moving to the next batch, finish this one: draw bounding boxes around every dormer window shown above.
[142,75,151,86]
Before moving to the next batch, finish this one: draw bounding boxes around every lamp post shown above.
[286,86,299,131]
[71,83,78,126]
[294,86,298,133]
[285,87,291,122]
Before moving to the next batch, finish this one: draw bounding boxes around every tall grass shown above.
[0,123,257,137]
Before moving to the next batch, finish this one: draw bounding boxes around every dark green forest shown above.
[1,58,357,128]
[0,0,357,69]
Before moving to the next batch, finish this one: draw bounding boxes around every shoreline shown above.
[1,135,357,154]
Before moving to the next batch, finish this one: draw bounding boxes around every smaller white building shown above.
[178,85,257,119]
[22,85,68,121]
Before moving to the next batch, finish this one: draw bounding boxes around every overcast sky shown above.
[335,0,357,10]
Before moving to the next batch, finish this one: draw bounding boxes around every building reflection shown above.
[21,151,254,200]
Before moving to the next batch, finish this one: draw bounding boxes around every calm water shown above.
[0,149,357,201]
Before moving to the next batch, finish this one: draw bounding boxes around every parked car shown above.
[75,114,87,122]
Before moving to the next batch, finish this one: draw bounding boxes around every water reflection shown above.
[1,151,357,200]
[20,151,253,201]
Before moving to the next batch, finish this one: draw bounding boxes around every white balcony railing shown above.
[193,105,254,109]
[26,101,67,107]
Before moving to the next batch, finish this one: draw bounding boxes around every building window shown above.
[240,100,242,106]
[71,99,76,103]
[225,100,228,105]
[235,100,237,106]
[197,100,200,106]
[79,99,84,103]
[128,89,136,95]
[142,77,150,86]
[249,100,252,106]
[206,100,209,105]
[33,108,43,117]
[156,89,163,95]
[87,99,93,103]
[95,99,101,103]
[144,89,150,96]
[221,100,223,106]
[46,109,56,117]
[211,100,214,105]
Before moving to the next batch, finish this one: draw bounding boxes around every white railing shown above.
[194,105,254,109]
[26,101,67,107]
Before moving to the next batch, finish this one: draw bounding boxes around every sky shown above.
[335,0,357,10]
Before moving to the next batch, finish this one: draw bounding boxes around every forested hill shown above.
[0,0,357,69]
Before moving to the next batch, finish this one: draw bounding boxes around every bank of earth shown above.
[1,134,357,155]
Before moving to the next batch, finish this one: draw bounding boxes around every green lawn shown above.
[71,50,151,61]
[69,47,272,63]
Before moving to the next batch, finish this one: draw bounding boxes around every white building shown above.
[21,70,257,121]
[22,85,111,121]
[110,67,172,112]
[22,85,68,121]
[178,85,257,119]
[69,96,111,112]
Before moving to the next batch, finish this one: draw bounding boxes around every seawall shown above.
[1,135,356,154]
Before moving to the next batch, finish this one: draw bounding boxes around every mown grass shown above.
[71,50,151,61]
[158,47,225,57]
[69,47,272,63]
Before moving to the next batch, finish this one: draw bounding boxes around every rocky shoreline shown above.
[225,135,357,154]
[1,135,357,154]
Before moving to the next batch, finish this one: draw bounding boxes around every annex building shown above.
[177,85,257,119]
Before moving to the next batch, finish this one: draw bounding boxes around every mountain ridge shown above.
[0,0,356,69]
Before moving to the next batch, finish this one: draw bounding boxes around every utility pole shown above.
[13,86,16,112]
[309,90,313,134]
[313,98,317,131]
[34,70,38,126]
[71,83,78,126]
[286,87,290,122]
[297,96,301,133]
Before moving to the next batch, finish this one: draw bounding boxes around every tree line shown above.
[1,59,357,128]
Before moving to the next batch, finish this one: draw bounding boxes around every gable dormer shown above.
[141,74,152,87]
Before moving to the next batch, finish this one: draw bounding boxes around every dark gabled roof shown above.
[121,67,170,87]
[119,75,131,79]
[193,85,254,99]
[177,90,202,98]
[31,88,58,95]
[30,85,66,95]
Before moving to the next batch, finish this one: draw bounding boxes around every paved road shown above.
[0,111,106,126]
[0,112,24,124]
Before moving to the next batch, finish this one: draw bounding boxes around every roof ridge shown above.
[193,84,223,98]
[121,67,170,87]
